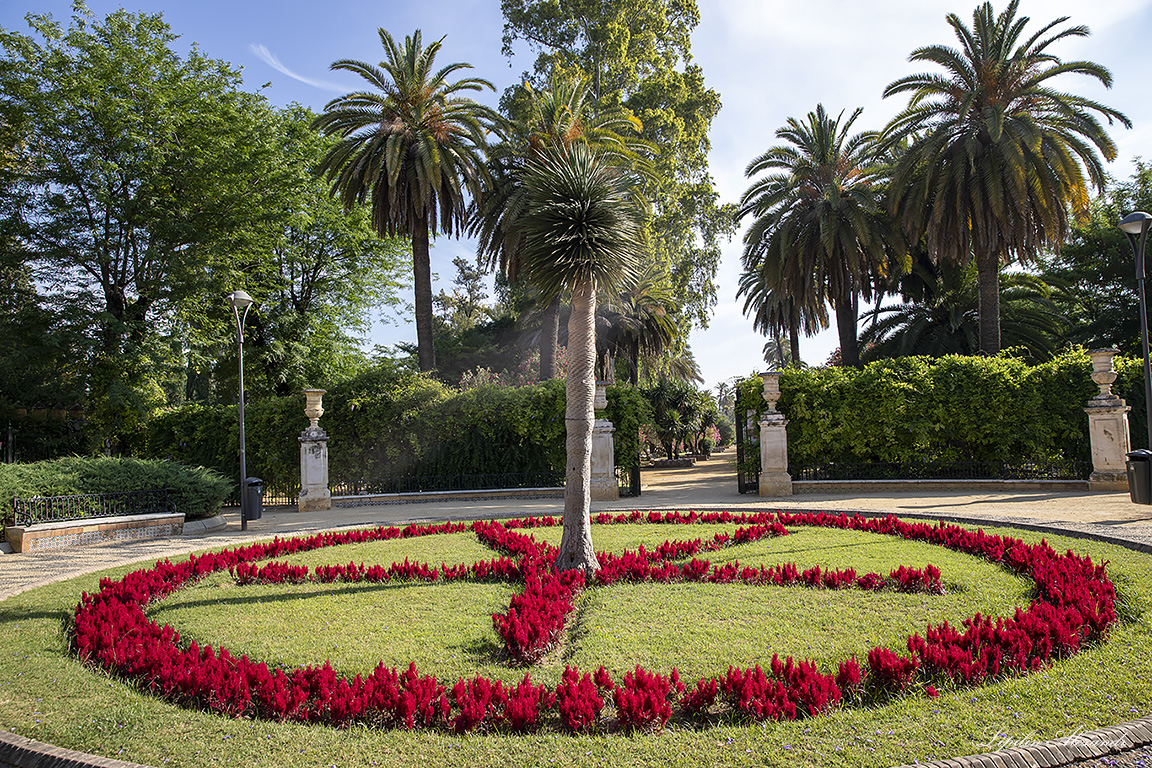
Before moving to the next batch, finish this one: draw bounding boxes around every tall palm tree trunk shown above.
[555,280,600,573]
[835,294,861,367]
[975,251,1001,355]
[789,324,800,364]
[539,295,561,379]
[412,225,436,372]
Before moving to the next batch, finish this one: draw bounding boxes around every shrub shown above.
[737,349,1098,467]
[0,456,230,519]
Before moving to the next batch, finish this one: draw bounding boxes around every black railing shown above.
[10,488,175,527]
[332,471,564,497]
[226,483,299,509]
[790,460,1093,482]
[617,465,641,498]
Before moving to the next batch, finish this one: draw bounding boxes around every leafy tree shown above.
[0,6,289,450]
[882,0,1129,355]
[314,29,499,372]
[518,142,645,573]
[1037,163,1152,354]
[738,105,904,368]
[191,107,412,400]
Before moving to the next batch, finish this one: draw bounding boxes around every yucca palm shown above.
[518,143,645,573]
[472,74,654,379]
[738,105,903,368]
[313,29,499,372]
[882,0,1129,355]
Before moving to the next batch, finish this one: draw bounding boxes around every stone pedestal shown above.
[1084,349,1131,492]
[758,371,792,496]
[591,418,618,501]
[298,389,332,512]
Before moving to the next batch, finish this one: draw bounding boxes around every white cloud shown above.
[250,44,348,93]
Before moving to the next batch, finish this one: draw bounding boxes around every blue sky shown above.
[6,0,1152,392]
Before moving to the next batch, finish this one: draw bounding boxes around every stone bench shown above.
[5,511,185,553]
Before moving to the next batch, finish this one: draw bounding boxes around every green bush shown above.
[143,364,663,492]
[736,349,1099,467]
[0,456,231,520]
[606,384,651,470]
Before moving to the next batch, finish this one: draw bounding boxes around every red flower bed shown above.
[70,511,1117,735]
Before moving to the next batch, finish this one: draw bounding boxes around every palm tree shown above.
[738,105,904,368]
[313,29,499,372]
[472,74,653,379]
[882,0,1129,355]
[737,266,827,365]
[596,265,678,385]
[518,143,645,573]
[860,261,1069,362]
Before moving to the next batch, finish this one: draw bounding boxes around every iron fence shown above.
[226,483,299,509]
[617,465,641,498]
[10,488,175,527]
[790,460,1093,482]
[331,471,565,497]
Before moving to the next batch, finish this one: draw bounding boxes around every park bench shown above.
[4,488,184,554]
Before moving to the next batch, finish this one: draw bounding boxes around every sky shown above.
[6,0,1152,394]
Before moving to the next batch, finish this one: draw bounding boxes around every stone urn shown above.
[303,389,326,428]
[1087,348,1120,400]
[761,372,782,412]
[594,381,609,411]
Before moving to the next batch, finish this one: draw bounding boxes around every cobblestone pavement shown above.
[5,448,1152,767]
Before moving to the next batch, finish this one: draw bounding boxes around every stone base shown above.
[758,473,793,497]
[6,512,184,554]
[1089,471,1130,493]
[590,478,619,501]
[298,489,332,513]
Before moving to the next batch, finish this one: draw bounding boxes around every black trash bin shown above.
[1126,450,1152,505]
[244,477,264,520]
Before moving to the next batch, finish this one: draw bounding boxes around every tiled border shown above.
[0,729,153,768]
[892,714,1152,768]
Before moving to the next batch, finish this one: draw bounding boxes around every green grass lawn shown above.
[1,516,1150,768]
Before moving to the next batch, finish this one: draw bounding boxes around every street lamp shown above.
[228,290,255,531]
[1119,212,1152,450]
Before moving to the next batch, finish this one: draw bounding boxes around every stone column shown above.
[590,381,618,500]
[758,371,792,496]
[298,389,332,512]
[1084,348,1131,492]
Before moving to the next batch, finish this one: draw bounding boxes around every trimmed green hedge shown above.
[0,456,231,520]
[144,364,648,493]
[736,349,1101,468]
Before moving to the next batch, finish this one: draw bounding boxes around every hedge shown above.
[736,348,1101,468]
[143,364,647,494]
[0,456,231,520]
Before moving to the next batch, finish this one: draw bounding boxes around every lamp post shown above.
[1120,212,1152,450]
[228,290,255,531]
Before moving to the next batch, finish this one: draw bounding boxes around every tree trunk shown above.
[411,224,436,372]
[789,323,800,365]
[555,280,599,574]
[539,295,560,380]
[834,294,861,368]
[975,251,1001,355]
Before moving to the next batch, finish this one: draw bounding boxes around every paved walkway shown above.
[4,447,1152,768]
[5,449,1152,600]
